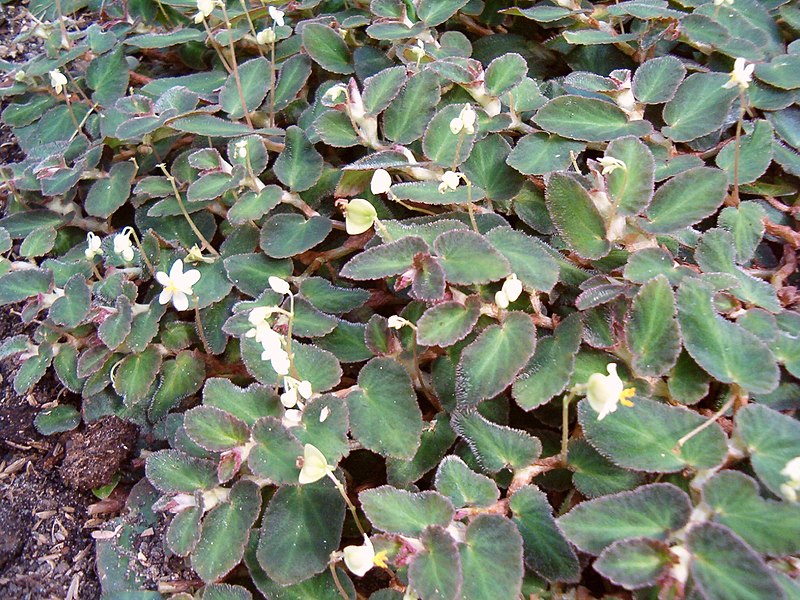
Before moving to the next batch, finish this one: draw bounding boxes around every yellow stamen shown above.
[619,388,636,407]
[373,550,389,569]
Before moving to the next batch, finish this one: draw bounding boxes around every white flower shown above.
[185,244,215,264]
[246,307,285,363]
[256,28,276,45]
[597,156,627,175]
[280,376,313,408]
[156,259,201,312]
[781,457,800,482]
[723,57,755,90]
[49,69,67,95]
[459,104,477,133]
[449,104,476,136]
[502,273,522,302]
[269,5,285,26]
[269,276,291,295]
[714,0,734,5]
[233,139,248,159]
[495,274,522,309]
[298,443,332,484]
[85,232,103,260]
[585,363,635,421]
[438,171,461,194]
[370,169,392,195]
[410,39,425,62]
[193,0,216,22]
[494,290,510,309]
[343,535,388,577]
[113,227,136,262]
[268,348,291,375]
[344,199,377,235]
[387,315,411,330]
[780,457,800,502]
[323,84,347,103]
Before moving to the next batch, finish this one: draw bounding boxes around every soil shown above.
[0,306,124,600]
[61,416,139,491]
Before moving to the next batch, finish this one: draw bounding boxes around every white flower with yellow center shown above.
[298,443,333,484]
[370,169,392,195]
[85,232,103,260]
[113,227,136,262]
[438,170,461,194]
[156,259,201,312]
[49,69,68,95]
[723,58,755,90]
[584,363,635,420]
[597,156,627,175]
[779,456,800,502]
[269,5,285,26]
[342,535,389,577]
[494,273,523,309]
[344,198,377,235]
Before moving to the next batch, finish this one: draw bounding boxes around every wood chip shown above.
[65,573,81,600]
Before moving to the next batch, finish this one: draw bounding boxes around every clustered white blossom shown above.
[84,232,103,260]
[449,104,477,135]
[438,170,461,194]
[494,273,523,309]
[113,227,136,262]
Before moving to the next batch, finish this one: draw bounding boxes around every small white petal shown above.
[370,169,392,195]
[172,291,190,312]
[343,536,376,577]
[299,444,330,484]
[269,276,291,295]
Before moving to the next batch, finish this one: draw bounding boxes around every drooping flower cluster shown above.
[245,276,295,376]
[438,170,461,194]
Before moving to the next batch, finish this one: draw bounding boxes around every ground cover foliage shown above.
[1,0,799,597]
